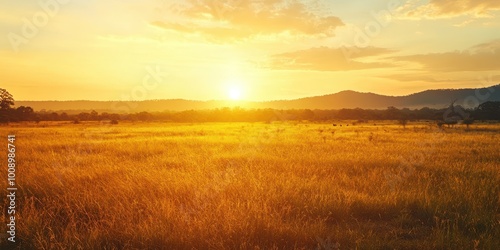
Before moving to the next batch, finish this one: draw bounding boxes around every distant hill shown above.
[15,84,500,113]
[261,84,500,110]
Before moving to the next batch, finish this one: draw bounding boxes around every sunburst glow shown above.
[228,86,242,100]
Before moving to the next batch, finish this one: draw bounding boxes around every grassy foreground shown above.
[1,121,499,249]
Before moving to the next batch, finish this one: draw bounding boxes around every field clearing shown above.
[1,121,499,249]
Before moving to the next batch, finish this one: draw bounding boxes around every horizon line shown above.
[13,83,500,103]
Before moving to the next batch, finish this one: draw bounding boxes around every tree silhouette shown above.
[0,88,15,123]
[441,100,467,127]
[301,109,315,121]
[15,106,34,121]
[463,118,474,130]
[475,101,500,120]
[398,118,408,128]
[0,88,14,110]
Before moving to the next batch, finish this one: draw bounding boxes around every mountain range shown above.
[15,84,500,114]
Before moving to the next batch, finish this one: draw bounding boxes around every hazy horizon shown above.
[9,83,499,103]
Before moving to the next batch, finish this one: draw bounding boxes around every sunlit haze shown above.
[1,0,499,101]
[228,86,242,100]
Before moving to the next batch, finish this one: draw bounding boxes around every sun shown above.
[228,86,242,100]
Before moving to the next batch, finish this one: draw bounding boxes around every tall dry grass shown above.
[1,121,499,249]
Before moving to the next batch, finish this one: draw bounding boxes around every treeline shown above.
[8,102,500,123]
[1,86,499,123]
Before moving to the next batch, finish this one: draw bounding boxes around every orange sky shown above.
[1,0,500,101]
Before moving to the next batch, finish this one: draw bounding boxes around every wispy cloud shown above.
[390,40,500,72]
[266,46,395,71]
[151,0,343,42]
[397,0,500,19]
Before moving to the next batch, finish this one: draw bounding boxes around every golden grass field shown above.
[1,121,499,249]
